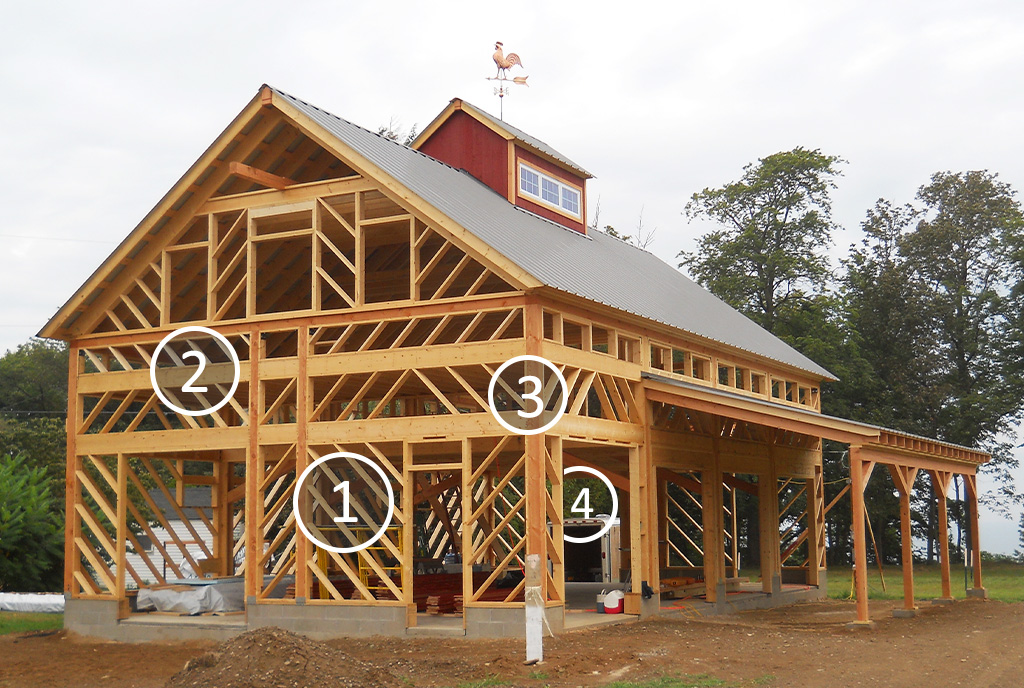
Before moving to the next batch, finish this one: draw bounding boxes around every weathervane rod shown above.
[488,40,528,121]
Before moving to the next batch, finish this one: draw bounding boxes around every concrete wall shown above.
[246,599,407,639]
[464,605,565,638]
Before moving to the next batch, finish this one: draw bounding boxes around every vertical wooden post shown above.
[849,445,874,625]
[805,460,824,587]
[888,465,918,616]
[402,442,416,627]
[213,457,231,577]
[294,326,309,602]
[116,453,127,608]
[522,299,548,604]
[460,439,473,629]
[931,470,954,601]
[64,346,81,595]
[354,192,364,306]
[548,435,565,604]
[245,329,262,600]
[965,473,985,596]
[631,384,658,613]
[728,481,739,577]
[657,475,669,569]
[628,445,644,600]
[899,488,915,608]
[758,446,780,594]
[702,429,725,604]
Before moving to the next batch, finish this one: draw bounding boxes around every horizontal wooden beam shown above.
[71,295,527,348]
[228,162,296,191]
[858,446,979,475]
[77,427,248,455]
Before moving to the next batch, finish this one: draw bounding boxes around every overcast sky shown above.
[2,1,1022,552]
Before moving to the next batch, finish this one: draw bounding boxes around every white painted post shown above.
[525,553,543,664]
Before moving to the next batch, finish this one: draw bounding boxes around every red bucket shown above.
[603,589,624,614]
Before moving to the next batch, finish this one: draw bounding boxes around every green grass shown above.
[606,676,728,688]
[0,612,63,635]
[824,561,1024,602]
[456,678,514,688]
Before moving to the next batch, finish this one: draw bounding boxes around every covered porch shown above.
[640,373,989,624]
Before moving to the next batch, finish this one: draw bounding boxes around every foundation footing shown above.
[931,597,956,606]
[967,588,988,599]
[845,620,876,630]
[892,608,918,618]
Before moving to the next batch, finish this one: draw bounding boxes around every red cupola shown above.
[412,98,592,234]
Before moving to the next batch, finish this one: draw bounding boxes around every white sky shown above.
[1,0,1022,553]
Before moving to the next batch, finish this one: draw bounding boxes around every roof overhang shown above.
[642,373,990,471]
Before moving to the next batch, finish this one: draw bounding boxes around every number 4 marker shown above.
[571,487,593,519]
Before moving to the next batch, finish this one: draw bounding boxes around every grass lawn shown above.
[0,611,64,636]
[824,561,1024,602]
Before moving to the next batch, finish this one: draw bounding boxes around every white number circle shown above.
[293,452,396,555]
[487,355,568,435]
[149,326,240,417]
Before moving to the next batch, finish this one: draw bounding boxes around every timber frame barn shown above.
[42,86,991,641]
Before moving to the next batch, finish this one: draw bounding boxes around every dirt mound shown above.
[165,626,396,688]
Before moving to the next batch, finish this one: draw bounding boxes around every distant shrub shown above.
[0,453,63,591]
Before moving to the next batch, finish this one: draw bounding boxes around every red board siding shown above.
[417,111,509,197]
[515,148,587,234]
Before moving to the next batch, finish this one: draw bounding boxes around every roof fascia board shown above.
[39,88,273,340]
[270,92,542,293]
[409,99,464,150]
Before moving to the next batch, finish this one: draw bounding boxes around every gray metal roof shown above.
[455,99,593,178]
[273,87,835,381]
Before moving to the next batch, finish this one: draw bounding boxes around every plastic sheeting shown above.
[0,592,65,614]
[137,580,245,615]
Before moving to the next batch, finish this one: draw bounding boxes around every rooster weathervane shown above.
[488,41,528,119]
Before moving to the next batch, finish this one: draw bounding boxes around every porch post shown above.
[964,473,986,598]
[888,465,919,617]
[849,445,874,625]
[930,470,954,603]
[758,445,781,594]
[702,428,726,604]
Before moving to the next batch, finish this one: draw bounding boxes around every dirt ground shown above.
[2,598,1021,688]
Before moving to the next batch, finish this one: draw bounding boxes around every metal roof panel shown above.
[273,87,835,380]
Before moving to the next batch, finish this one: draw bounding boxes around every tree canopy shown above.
[682,153,1024,561]
[679,147,844,336]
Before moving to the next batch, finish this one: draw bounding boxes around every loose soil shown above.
[2,598,1021,688]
